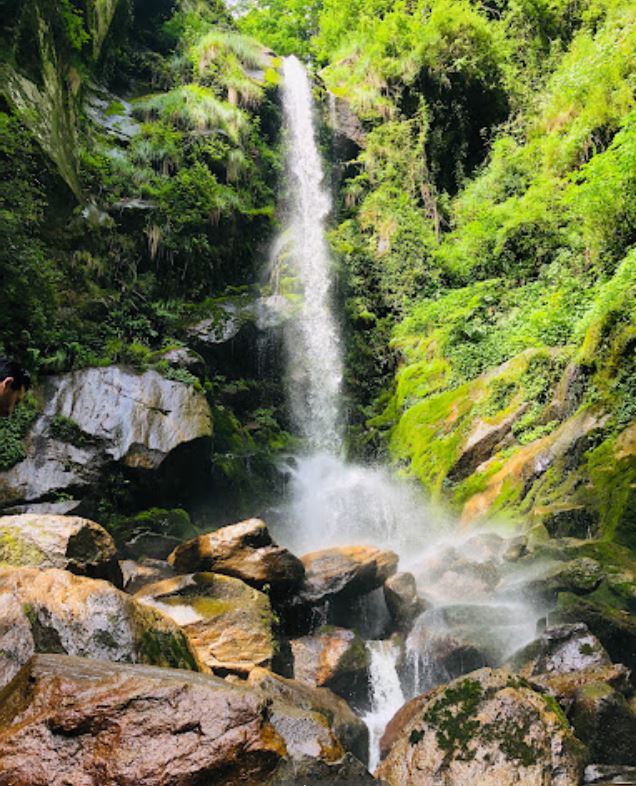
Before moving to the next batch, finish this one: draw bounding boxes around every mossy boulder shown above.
[377,668,587,786]
[0,567,200,689]
[135,572,278,676]
[0,514,120,585]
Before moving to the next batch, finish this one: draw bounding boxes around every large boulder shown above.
[246,666,370,764]
[169,519,305,594]
[291,627,370,705]
[377,668,587,786]
[135,572,277,676]
[0,514,121,585]
[300,545,398,602]
[0,366,213,511]
[0,567,199,689]
[0,654,379,786]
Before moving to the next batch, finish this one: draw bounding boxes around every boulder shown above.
[570,682,636,765]
[300,545,398,602]
[384,572,426,631]
[0,366,213,510]
[552,592,636,679]
[510,624,612,677]
[0,654,286,786]
[169,519,305,595]
[120,558,174,594]
[584,764,636,784]
[523,559,605,602]
[291,627,370,705]
[135,572,277,676]
[246,666,370,764]
[0,514,121,585]
[125,531,183,560]
[0,567,199,689]
[0,654,379,786]
[377,668,587,786]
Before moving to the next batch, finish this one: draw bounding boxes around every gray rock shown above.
[0,366,212,510]
[571,682,636,765]
[384,572,426,631]
[509,623,612,676]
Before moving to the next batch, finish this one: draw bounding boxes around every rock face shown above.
[169,519,305,594]
[0,654,286,786]
[0,366,213,511]
[246,666,370,765]
[0,514,120,584]
[291,627,370,704]
[0,568,199,689]
[301,545,398,602]
[0,655,381,786]
[377,668,587,786]
[135,572,277,676]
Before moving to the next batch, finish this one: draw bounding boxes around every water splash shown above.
[363,640,405,772]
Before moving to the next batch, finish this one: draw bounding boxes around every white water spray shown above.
[363,640,406,772]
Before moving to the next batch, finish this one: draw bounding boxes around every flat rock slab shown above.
[0,655,379,786]
[136,572,277,676]
[0,514,120,584]
[0,567,199,689]
[0,654,286,786]
[169,518,305,594]
[301,545,398,602]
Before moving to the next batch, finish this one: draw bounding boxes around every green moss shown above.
[0,396,39,471]
[49,414,93,448]
[421,679,484,762]
[0,531,47,567]
[138,627,199,671]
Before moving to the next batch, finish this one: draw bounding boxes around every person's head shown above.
[0,357,31,417]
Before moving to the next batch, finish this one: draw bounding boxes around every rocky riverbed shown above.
[1,513,636,786]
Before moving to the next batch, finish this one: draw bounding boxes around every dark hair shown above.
[0,357,31,391]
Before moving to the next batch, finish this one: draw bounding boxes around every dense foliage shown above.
[240,0,636,541]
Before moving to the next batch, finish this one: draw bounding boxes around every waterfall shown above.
[363,640,405,773]
[276,55,344,454]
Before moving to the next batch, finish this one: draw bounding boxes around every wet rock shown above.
[552,592,636,680]
[528,664,632,713]
[384,571,426,631]
[135,572,277,676]
[542,505,600,539]
[510,624,612,676]
[0,654,286,786]
[271,752,381,785]
[119,558,174,594]
[0,567,199,689]
[291,627,370,705]
[247,666,370,764]
[584,764,636,784]
[124,531,183,560]
[503,535,528,562]
[570,682,636,765]
[0,366,213,510]
[327,93,367,148]
[377,668,587,786]
[523,558,605,603]
[0,514,121,585]
[300,545,398,602]
[168,518,305,594]
[379,692,431,762]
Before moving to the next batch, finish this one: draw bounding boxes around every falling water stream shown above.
[268,55,541,770]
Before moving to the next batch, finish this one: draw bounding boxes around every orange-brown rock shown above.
[247,666,370,764]
[301,545,398,602]
[0,567,199,689]
[0,654,286,786]
[168,518,305,594]
[291,627,370,704]
[135,572,277,676]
